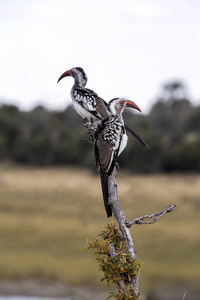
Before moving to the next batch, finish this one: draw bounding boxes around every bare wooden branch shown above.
[181,292,187,300]
[126,204,176,228]
[108,165,137,259]
[108,164,139,294]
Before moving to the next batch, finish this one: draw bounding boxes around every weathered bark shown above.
[126,204,176,227]
[108,164,139,294]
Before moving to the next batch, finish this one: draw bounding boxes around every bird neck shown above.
[107,101,125,117]
[118,113,124,123]
[111,113,124,124]
[73,73,86,88]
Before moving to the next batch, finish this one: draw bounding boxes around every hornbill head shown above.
[107,98,141,116]
[57,67,87,87]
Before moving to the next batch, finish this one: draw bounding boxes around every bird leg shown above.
[84,119,101,139]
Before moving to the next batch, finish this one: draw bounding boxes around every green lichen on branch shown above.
[83,223,143,300]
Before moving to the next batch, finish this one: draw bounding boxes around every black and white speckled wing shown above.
[71,87,108,120]
[95,116,126,173]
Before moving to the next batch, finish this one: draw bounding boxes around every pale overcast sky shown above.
[0,0,200,113]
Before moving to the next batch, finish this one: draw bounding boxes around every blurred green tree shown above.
[0,80,199,172]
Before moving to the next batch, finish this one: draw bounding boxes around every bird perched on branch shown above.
[57,67,108,122]
[57,67,148,148]
[94,98,141,217]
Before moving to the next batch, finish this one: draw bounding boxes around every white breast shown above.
[118,133,128,156]
[73,100,93,119]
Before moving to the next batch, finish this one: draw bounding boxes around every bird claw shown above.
[85,121,99,138]
[83,118,90,127]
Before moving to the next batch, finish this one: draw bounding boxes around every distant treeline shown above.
[0,81,200,172]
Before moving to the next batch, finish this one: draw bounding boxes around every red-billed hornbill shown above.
[57,67,148,147]
[94,98,141,217]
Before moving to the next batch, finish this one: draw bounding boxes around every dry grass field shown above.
[0,164,199,296]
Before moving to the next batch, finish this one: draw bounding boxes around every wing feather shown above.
[73,88,108,120]
[97,138,114,173]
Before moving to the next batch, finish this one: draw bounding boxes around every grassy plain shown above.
[0,164,199,294]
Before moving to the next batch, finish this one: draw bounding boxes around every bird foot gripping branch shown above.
[84,118,100,139]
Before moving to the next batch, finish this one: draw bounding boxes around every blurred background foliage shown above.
[0,80,200,172]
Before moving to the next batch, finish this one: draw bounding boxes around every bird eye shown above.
[120,100,125,106]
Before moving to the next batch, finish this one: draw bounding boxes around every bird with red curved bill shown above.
[94,97,142,217]
[57,67,108,122]
[57,67,148,148]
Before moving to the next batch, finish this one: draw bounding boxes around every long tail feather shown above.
[125,124,149,148]
[99,169,112,217]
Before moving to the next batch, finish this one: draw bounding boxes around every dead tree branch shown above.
[126,204,176,227]
[108,164,139,294]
